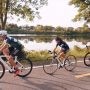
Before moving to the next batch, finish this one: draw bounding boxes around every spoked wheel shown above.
[17,58,33,77]
[43,57,58,75]
[84,52,90,66]
[64,55,77,71]
[0,61,5,79]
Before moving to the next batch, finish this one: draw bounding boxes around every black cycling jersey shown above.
[56,41,69,53]
[5,36,23,50]
[5,36,24,57]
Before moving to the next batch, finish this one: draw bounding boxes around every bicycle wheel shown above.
[64,55,77,71]
[43,57,58,75]
[17,58,33,77]
[0,61,5,79]
[84,52,90,66]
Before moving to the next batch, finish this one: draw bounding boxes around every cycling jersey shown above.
[5,36,23,50]
[56,41,69,53]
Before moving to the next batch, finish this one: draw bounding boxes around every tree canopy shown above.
[69,0,90,24]
[0,0,47,29]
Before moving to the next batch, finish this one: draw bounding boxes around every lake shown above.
[9,34,90,51]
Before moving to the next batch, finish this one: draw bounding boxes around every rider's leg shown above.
[57,48,66,60]
[59,52,65,60]
[3,48,20,76]
[2,47,17,67]
[57,49,66,67]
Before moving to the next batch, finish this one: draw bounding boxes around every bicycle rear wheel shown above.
[84,52,90,66]
[43,57,58,75]
[0,61,5,79]
[64,55,77,71]
[17,58,33,77]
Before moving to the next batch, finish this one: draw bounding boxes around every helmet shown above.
[0,30,7,35]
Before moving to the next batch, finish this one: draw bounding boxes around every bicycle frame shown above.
[53,53,65,65]
[43,50,77,75]
[0,52,33,79]
[0,55,21,72]
[48,50,64,65]
[51,51,75,67]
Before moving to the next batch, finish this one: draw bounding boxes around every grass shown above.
[26,50,51,62]
[26,46,90,62]
[68,45,89,57]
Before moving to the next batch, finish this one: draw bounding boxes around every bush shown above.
[24,46,90,62]
[26,50,51,62]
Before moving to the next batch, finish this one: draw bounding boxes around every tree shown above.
[43,26,55,32]
[81,24,89,32]
[55,26,65,33]
[69,0,90,24]
[35,25,44,32]
[0,0,47,29]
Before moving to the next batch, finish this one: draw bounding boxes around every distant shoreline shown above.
[8,33,90,37]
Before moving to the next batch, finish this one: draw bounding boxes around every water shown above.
[9,34,90,51]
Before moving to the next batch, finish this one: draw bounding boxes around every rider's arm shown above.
[53,44,58,53]
[0,40,8,51]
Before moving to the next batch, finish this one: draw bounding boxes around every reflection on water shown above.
[9,34,90,51]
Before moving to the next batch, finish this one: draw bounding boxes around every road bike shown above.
[43,50,77,75]
[0,52,33,79]
[84,44,90,66]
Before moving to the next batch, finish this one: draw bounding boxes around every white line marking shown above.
[0,60,87,73]
[75,73,90,78]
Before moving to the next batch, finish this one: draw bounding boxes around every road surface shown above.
[0,60,90,90]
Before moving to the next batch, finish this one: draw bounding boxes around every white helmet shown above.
[0,30,7,35]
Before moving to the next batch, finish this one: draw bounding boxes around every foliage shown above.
[35,25,55,32]
[69,45,88,57]
[6,23,90,35]
[25,46,90,62]
[69,0,90,24]
[0,0,48,29]
[26,50,50,61]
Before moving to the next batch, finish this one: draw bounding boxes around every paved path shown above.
[0,60,90,90]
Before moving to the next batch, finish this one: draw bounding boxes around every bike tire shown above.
[43,57,58,75]
[0,61,5,79]
[64,55,77,71]
[17,58,33,77]
[84,52,90,66]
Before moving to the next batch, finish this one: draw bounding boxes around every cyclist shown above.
[53,36,70,66]
[0,30,23,76]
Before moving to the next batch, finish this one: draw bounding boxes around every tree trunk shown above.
[0,0,2,29]
[0,0,9,30]
[1,21,6,30]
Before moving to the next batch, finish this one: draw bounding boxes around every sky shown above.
[8,0,84,28]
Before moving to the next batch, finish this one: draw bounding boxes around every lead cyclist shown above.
[0,30,21,76]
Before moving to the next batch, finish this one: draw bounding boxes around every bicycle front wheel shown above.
[0,61,5,79]
[64,55,77,71]
[17,58,33,77]
[84,52,90,66]
[43,57,58,75]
